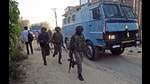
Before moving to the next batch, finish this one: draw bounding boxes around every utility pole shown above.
[51,8,58,27]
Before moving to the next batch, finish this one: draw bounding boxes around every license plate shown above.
[112,45,120,48]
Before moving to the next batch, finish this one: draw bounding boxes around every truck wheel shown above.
[85,40,95,60]
[110,47,124,55]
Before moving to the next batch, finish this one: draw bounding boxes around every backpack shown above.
[28,31,33,42]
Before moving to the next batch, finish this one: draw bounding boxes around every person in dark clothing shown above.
[51,26,64,64]
[38,27,50,65]
[21,26,33,55]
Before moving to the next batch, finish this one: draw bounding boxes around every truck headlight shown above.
[108,35,115,40]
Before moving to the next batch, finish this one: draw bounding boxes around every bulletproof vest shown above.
[52,32,63,44]
[73,34,85,52]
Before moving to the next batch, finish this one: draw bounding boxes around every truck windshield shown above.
[103,4,122,18]
[120,5,136,19]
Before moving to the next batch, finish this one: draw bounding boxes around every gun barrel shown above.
[68,50,74,73]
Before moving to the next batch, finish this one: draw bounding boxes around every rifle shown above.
[62,44,68,53]
[68,50,76,73]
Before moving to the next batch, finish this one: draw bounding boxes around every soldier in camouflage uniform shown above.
[70,26,86,81]
[51,27,63,64]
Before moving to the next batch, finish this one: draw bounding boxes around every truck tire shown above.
[110,47,124,55]
[85,40,95,60]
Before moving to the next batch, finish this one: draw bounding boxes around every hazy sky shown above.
[17,0,82,28]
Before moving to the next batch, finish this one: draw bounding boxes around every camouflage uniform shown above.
[70,26,85,81]
[51,27,63,64]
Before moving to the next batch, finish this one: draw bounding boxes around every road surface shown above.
[16,40,142,84]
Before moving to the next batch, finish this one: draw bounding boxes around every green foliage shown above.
[9,0,27,83]
[9,0,21,54]
[10,48,28,62]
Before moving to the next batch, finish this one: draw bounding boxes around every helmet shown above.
[41,27,47,31]
[76,26,83,31]
[55,26,61,31]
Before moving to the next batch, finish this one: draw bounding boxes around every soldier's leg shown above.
[41,47,47,65]
[53,44,58,57]
[58,44,62,64]
[74,51,84,81]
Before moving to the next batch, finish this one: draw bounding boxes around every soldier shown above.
[51,26,63,64]
[38,27,50,65]
[70,26,86,81]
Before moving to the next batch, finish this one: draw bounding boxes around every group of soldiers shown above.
[22,25,85,81]
[37,26,85,81]
[22,25,141,81]
[38,27,63,65]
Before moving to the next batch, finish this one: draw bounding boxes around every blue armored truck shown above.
[62,1,141,60]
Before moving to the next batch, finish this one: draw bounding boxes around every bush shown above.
[9,61,22,82]
[9,48,27,84]
[10,49,28,62]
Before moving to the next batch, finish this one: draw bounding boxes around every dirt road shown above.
[17,40,142,84]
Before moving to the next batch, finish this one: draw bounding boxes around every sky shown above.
[17,0,88,28]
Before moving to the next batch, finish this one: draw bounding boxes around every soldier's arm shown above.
[82,35,86,52]
[51,33,55,44]
[37,34,42,43]
[61,33,63,43]
[46,32,50,44]
[70,35,75,51]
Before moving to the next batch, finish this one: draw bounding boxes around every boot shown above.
[44,60,47,65]
[44,61,47,65]
[58,59,62,64]
[78,73,84,81]
[58,55,62,64]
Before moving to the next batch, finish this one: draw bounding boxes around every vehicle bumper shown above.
[105,39,141,49]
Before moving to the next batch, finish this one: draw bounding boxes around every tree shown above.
[9,0,27,83]
[41,21,51,30]
[21,19,30,27]
[18,17,30,31]
[34,21,52,30]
